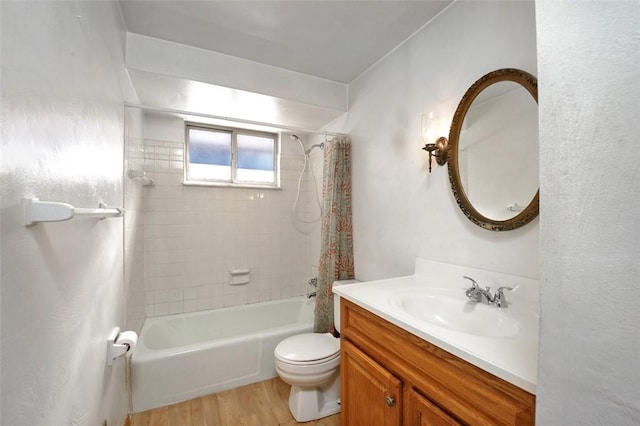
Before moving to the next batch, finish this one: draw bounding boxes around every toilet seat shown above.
[276,351,339,367]
[274,333,340,364]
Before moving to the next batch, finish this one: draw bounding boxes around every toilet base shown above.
[287,369,340,422]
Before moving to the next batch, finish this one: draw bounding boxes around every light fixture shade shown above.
[421,112,441,143]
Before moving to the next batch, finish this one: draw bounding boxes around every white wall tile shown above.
[196,298,212,311]
[145,305,155,317]
[154,303,169,316]
[210,296,224,309]
[140,120,321,316]
[168,301,184,314]
[184,299,199,313]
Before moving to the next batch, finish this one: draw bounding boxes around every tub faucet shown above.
[308,292,317,299]
[463,276,513,308]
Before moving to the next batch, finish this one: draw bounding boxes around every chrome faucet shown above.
[463,276,493,304]
[492,287,513,308]
[463,276,513,308]
[307,277,318,298]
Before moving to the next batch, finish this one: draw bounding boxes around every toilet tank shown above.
[332,280,359,333]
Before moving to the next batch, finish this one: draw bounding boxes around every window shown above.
[185,123,278,187]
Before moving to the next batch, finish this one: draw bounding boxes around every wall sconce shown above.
[421,112,448,173]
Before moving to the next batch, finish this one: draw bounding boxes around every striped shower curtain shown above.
[314,137,355,333]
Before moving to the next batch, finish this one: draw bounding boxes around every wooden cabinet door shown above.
[342,339,402,426]
[405,388,462,426]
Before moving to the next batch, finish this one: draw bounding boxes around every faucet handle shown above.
[462,275,478,288]
[493,287,514,308]
[463,276,479,298]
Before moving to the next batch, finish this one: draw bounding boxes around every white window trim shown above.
[184,122,281,189]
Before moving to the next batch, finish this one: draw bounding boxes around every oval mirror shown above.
[447,68,539,231]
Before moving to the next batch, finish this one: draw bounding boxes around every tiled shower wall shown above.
[138,112,322,317]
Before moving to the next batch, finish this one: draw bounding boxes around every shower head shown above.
[289,133,323,154]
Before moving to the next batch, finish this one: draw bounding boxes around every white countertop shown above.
[333,259,539,394]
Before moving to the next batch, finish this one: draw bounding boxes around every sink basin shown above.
[389,290,521,338]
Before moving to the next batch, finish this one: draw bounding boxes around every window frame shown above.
[184,122,280,189]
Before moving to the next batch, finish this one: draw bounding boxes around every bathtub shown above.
[131,297,315,413]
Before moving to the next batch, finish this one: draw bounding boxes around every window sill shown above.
[183,180,282,190]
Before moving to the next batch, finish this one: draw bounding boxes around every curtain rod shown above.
[124,103,348,138]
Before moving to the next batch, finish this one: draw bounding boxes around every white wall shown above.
[124,107,147,334]
[1,1,130,425]
[138,112,322,316]
[343,1,539,280]
[340,4,640,423]
[536,1,640,423]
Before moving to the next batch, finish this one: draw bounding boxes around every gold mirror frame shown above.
[447,68,539,231]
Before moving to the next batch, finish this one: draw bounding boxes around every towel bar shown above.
[23,196,123,226]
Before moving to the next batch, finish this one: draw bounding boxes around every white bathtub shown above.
[131,297,315,412]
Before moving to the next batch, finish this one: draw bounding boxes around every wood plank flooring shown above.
[130,377,340,426]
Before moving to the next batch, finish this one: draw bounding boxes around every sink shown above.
[389,290,521,338]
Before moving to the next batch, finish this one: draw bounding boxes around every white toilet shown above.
[274,279,357,422]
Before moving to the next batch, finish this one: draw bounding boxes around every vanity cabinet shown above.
[406,388,461,426]
[342,339,402,425]
[340,299,535,426]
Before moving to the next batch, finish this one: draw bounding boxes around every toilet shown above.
[274,279,358,422]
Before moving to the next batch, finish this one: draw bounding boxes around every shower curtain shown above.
[314,137,355,333]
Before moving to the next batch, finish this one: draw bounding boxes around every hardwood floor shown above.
[130,377,340,426]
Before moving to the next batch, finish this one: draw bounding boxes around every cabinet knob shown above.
[385,396,396,407]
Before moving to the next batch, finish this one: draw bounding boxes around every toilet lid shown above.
[274,333,340,362]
